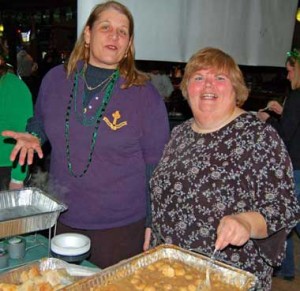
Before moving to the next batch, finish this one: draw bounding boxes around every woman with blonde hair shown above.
[2,1,169,268]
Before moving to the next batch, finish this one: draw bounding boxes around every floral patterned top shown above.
[150,113,300,291]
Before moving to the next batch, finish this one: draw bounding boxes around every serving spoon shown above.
[196,248,219,291]
[206,249,218,287]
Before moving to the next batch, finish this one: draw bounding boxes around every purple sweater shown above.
[32,64,169,229]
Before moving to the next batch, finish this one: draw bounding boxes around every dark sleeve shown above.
[145,164,157,228]
[254,229,287,267]
[266,90,300,144]
[26,116,48,145]
[25,76,48,145]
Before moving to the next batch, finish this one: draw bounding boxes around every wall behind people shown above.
[78,0,297,67]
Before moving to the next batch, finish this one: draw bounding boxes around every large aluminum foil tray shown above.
[0,187,67,238]
[65,244,257,290]
[0,257,99,287]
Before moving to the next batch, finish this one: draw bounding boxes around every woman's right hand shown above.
[267,100,283,115]
[1,131,43,165]
[215,212,267,251]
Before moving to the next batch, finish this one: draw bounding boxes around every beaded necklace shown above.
[65,69,119,178]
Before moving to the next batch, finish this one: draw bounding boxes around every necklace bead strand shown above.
[65,69,120,178]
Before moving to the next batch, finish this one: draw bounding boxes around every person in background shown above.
[0,38,14,73]
[2,1,169,268]
[0,52,33,190]
[17,45,39,103]
[39,47,61,79]
[257,48,300,281]
[0,38,10,64]
[150,47,300,290]
[148,69,174,101]
[17,45,38,79]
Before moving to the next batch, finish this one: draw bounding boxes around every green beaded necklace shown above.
[65,69,119,178]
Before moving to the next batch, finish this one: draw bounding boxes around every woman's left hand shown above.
[215,215,251,250]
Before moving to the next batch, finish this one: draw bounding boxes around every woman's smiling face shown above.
[84,7,131,69]
[187,67,236,119]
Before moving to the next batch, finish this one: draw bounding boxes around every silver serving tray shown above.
[66,244,257,290]
[0,187,67,238]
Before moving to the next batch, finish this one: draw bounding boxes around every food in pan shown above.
[90,259,241,291]
[0,266,73,291]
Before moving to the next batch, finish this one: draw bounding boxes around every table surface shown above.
[0,233,96,273]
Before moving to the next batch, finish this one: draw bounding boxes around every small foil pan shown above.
[0,257,99,287]
[0,187,67,238]
[65,244,257,290]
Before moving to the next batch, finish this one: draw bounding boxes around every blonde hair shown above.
[286,49,300,90]
[180,47,249,107]
[66,0,148,88]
